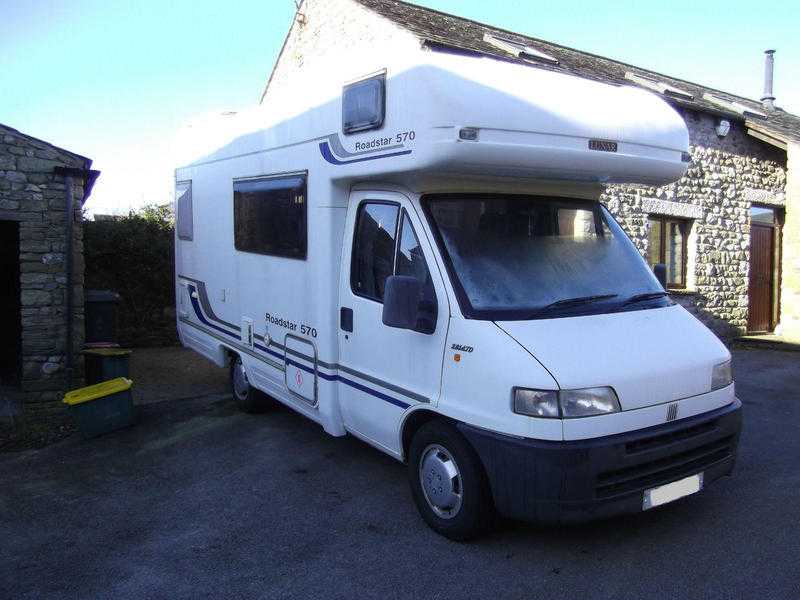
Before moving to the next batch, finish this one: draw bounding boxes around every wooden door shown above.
[748,224,775,333]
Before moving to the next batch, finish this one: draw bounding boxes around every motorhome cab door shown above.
[338,190,449,453]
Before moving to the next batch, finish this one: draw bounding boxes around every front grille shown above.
[625,418,720,455]
[595,435,734,499]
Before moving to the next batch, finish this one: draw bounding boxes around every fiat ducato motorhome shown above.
[174,51,741,539]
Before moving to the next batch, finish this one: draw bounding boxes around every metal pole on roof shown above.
[761,50,776,111]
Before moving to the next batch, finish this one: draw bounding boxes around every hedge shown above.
[84,205,177,347]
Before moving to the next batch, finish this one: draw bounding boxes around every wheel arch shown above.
[399,408,457,462]
[224,347,238,365]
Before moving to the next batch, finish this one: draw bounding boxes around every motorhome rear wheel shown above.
[229,355,274,413]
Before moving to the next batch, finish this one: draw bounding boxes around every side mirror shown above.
[382,275,421,330]
[653,263,667,289]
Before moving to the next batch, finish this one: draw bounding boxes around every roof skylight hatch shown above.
[703,93,766,119]
[483,33,559,65]
[624,72,693,100]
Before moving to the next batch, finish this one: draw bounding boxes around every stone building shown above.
[0,124,98,423]
[263,0,800,339]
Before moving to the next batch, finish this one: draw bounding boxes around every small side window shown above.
[176,181,193,241]
[351,202,399,301]
[342,74,385,135]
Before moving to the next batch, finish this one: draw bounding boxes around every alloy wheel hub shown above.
[233,361,249,400]
[419,444,462,519]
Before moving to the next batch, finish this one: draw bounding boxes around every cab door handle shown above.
[340,307,353,332]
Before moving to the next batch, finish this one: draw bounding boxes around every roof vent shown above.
[703,93,766,119]
[482,33,559,65]
[624,72,693,100]
[761,50,776,111]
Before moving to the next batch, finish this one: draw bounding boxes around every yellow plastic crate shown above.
[64,377,135,438]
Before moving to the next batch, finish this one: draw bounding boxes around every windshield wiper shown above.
[542,294,618,310]
[623,291,670,305]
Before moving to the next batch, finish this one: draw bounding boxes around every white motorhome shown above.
[174,51,741,540]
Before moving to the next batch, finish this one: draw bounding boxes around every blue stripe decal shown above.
[189,291,239,340]
[186,285,410,410]
[319,142,411,165]
[338,376,410,409]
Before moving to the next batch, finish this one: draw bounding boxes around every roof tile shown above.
[355,0,800,143]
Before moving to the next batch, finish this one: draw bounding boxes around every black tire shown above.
[408,419,494,541]
[229,354,273,413]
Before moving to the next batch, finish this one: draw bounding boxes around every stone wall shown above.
[0,124,88,422]
[604,110,787,339]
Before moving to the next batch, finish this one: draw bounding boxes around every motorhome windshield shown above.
[424,194,670,320]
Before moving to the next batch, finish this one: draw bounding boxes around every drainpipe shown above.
[64,174,75,389]
[761,49,776,111]
[53,166,99,391]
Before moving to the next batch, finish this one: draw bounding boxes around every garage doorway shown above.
[0,221,21,386]
[747,207,781,333]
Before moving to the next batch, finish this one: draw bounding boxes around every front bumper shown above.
[458,399,742,524]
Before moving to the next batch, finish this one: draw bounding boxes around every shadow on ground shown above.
[1,348,798,599]
[129,346,229,405]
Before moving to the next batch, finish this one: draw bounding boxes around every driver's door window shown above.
[350,202,436,333]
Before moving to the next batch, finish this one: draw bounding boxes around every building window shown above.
[750,205,777,225]
[176,181,193,241]
[648,216,690,288]
[233,174,307,259]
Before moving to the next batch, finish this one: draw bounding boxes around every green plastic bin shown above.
[64,378,136,439]
[83,348,132,385]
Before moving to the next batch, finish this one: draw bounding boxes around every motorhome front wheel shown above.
[408,420,494,541]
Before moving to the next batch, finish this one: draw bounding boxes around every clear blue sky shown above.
[2,0,797,215]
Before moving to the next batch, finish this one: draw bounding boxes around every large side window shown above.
[351,202,399,301]
[351,202,437,333]
[233,174,307,259]
[176,181,193,241]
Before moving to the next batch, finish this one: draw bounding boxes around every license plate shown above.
[643,473,703,510]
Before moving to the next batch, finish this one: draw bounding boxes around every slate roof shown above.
[1,123,99,203]
[0,123,92,165]
[354,0,800,145]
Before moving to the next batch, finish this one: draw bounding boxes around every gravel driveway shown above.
[1,347,798,599]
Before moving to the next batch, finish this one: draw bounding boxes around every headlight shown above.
[512,386,620,418]
[711,360,733,391]
[559,387,621,418]
[513,388,559,418]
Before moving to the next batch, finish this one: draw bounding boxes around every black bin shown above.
[85,290,121,345]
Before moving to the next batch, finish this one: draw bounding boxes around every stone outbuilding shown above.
[264,0,800,340]
[0,124,98,424]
